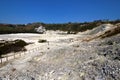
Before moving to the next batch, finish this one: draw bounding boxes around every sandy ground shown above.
[0,31,83,78]
[0,30,120,80]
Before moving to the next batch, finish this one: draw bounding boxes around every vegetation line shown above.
[0,19,120,34]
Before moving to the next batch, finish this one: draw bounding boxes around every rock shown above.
[0,77,2,80]
[17,76,35,80]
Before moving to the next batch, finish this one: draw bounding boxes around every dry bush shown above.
[38,39,47,43]
[0,39,27,57]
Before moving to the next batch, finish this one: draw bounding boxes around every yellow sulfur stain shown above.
[79,72,85,77]
[34,57,41,61]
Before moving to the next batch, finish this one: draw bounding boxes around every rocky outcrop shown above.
[35,26,46,34]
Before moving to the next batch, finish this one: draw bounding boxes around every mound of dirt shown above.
[82,23,120,41]
[88,24,114,35]
[99,23,120,38]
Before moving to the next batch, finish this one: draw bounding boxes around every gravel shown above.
[0,31,120,80]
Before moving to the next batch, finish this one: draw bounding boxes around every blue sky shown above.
[0,0,120,24]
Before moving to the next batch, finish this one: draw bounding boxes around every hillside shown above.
[82,23,120,42]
